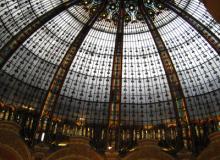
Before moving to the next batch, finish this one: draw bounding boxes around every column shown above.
[33,1,108,143]
[138,0,191,149]
[108,0,125,151]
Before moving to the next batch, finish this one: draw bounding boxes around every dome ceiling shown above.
[0,0,220,125]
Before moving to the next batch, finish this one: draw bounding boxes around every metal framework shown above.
[161,0,220,55]
[35,1,108,141]
[108,0,125,150]
[138,0,190,149]
[0,0,79,69]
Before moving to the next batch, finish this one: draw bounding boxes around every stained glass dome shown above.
[0,0,220,153]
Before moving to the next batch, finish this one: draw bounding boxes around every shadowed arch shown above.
[45,143,103,160]
[122,146,174,160]
[0,121,32,160]
[197,132,220,160]
[55,155,90,160]
[0,143,23,160]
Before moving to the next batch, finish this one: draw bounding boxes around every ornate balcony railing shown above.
[0,101,219,155]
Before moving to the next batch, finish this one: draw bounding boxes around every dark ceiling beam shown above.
[160,0,220,55]
[0,0,80,69]
[203,0,220,23]
[34,1,108,142]
[108,0,125,151]
[138,0,190,150]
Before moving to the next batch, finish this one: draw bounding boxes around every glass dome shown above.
[0,0,220,129]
